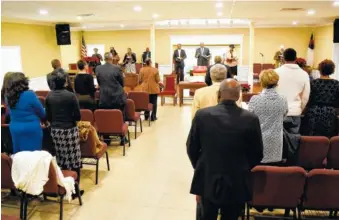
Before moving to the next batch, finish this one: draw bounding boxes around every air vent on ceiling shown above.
[77,13,94,17]
[280,8,305,11]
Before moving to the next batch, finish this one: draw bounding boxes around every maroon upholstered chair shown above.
[42,163,82,220]
[247,166,307,219]
[38,96,46,108]
[1,215,19,220]
[80,109,95,126]
[301,169,339,218]
[80,129,109,184]
[125,99,142,139]
[128,91,153,126]
[328,136,339,169]
[1,153,15,190]
[35,90,49,98]
[297,136,330,170]
[262,63,275,70]
[253,63,262,79]
[94,110,130,156]
[242,92,256,103]
[159,75,177,106]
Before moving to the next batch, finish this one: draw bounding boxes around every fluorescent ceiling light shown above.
[217,12,223,17]
[39,9,48,15]
[76,16,83,20]
[307,9,316,15]
[120,24,125,28]
[152,14,159,19]
[215,2,223,8]
[292,21,298,25]
[134,6,142,12]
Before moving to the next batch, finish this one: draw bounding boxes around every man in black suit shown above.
[142,47,151,65]
[173,44,187,83]
[187,79,263,220]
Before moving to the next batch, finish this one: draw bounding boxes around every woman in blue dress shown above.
[4,72,46,153]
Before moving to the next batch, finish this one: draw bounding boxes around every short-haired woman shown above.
[123,48,137,73]
[139,59,160,121]
[248,69,288,165]
[301,59,339,137]
[46,71,83,183]
[4,72,46,153]
[74,60,97,111]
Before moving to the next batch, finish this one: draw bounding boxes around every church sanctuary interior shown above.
[1,0,339,220]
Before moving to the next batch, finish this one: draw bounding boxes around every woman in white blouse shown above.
[248,69,288,165]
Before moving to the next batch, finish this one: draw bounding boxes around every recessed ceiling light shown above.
[134,6,142,12]
[120,24,125,28]
[215,2,223,8]
[217,12,223,17]
[292,21,298,25]
[39,9,48,15]
[82,25,87,29]
[152,14,159,19]
[307,9,316,15]
[76,16,83,20]
[333,1,339,6]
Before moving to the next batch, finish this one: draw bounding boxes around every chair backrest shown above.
[95,90,100,100]
[68,63,77,70]
[125,99,136,121]
[1,153,15,189]
[250,166,306,208]
[35,90,49,98]
[135,63,142,74]
[328,136,339,169]
[80,109,95,125]
[298,136,330,169]
[262,63,275,70]
[242,92,256,103]
[164,75,176,92]
[253,63,262,74]
[94,109,124,134]
[303,169,339,209]
[128,91,149,111]
[38,96,46,108]
[43,162,59,194]
[79,129,96,157]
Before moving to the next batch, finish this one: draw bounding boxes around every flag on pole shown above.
[307,33,314,66]
[81,34,87,59]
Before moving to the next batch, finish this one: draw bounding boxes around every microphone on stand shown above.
[260,53,264,57]
[259,53,265,68]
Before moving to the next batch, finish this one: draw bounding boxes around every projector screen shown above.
[1,46,23,75]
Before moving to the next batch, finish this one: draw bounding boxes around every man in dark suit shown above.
[173,44,187,83]
[142,47,151,65]
[195,42,211,67]
[47,59,73,92]
[187,79,263,220]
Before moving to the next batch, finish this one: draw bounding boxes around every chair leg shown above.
[292,208,297,220]
[140,118,143,132]
[105,151,110,171]
[75,182,83,205]
[246,203,250,220]
[128,130,131,147]
[59,194,64,220]
[135,121,137,139]
[95,159,99,184]
[20,192,27,220]
[23,194,28,220]
[122,135,126,156]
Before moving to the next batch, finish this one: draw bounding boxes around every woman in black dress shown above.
[302,59,339,137]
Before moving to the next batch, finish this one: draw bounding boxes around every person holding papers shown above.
[195,42,211,67]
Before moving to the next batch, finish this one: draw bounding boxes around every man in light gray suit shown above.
[96,52,126,111]
[195,42,211,67]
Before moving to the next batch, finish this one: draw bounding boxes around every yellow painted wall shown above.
[84,30,150,61]
[254,27,312,64]
[314,25,333,66]
[1,22,61,78]
[60,31,81,69]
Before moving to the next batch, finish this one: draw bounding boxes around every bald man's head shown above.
[219,79,241,102]
[51,59,61,70]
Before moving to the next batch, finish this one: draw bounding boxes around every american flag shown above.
[81,34,87,58]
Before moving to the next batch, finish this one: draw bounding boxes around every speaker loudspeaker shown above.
[55,24,71,45]
[334,19,339,43]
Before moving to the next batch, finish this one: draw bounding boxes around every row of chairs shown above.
[1,153,83,220]
[248,166,339,219]
[297,136,339,170]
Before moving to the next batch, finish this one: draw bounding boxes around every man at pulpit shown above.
[195,42,211,67]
